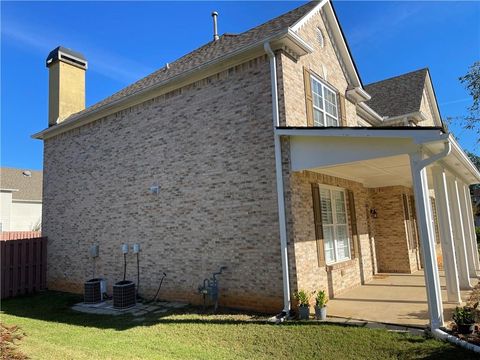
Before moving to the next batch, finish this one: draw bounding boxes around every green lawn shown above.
[0,292,475,360]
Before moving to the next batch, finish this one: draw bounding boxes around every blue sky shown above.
[1,1,479,170]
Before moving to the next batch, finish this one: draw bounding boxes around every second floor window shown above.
[311,76,339,127]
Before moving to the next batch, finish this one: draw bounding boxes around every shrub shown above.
[315,290,328,308]
[453,303,478,325]
[294,290,313,307]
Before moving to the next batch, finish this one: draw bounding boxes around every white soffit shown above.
[316,154,412,188]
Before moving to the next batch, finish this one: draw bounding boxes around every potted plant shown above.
[294,290,312,320]
[453,302,478,334]
[315,290,328,320]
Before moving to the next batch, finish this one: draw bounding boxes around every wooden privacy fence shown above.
[1,237,47,299]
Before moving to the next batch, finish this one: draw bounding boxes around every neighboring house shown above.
[33,1,479,329]
[0,168,43,231]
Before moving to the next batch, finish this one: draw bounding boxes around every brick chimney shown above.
[46,46,87,126]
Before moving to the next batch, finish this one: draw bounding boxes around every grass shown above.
[0,291,477,360]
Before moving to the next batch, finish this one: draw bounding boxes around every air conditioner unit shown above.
[84,278,107,304]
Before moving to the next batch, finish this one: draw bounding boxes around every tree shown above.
[459,61,480,141]
[466,151,480,170]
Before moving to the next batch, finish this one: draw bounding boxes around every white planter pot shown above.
[315,306,327,320]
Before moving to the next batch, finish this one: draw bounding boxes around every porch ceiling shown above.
[278,127,480,186]
[314,154,411,188]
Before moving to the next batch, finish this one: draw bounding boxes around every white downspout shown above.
[431,328,480,353]
[410,141,451,329]
[264,41,291,314]
[409,141,480,352]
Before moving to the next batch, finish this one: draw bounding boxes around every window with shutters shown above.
[311,76,339,127]
[319,185,351,263]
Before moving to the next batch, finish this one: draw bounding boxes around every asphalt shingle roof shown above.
[364,68,428,118]
[0,168,43,201]
[67,1,318,121]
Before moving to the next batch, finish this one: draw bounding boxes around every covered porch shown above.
[279,127,480,329]
[328,270,478,327]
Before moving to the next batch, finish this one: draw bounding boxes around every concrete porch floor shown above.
[328,270,478,328]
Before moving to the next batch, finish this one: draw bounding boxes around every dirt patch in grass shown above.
[467,282,480,308]
[0,323,28,359]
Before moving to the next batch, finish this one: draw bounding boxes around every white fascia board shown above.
[33,30,311,141]
[290,0,329,32]
[449,135,480,182]
[322,2,362,88]
[424,73,443,127]
[286,28,314,54]
[275,127,447,144]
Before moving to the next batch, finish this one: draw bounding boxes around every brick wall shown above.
[287,170,374,299]
[278,9,359,128]
[369,186,415,273]
[43,55,285,313]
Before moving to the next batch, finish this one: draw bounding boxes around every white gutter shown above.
[264,41,291,314]
[449,134,480,182]
[357,101,383,124]
[383,111,427,125]
[275,127,448,144]
[416,141,451,170]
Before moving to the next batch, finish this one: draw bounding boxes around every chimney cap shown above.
[211,11,219,41]
[46,46,87,70]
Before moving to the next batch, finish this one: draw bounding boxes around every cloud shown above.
[439,97,471,106]
[1,20,154,84]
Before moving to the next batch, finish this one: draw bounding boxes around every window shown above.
[319,186,350,263]
[311,76,339,127]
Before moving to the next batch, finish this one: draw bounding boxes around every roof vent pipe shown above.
[212,11,219,41]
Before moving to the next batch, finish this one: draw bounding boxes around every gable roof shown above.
[64,1,319,121]
[364,68,428,118]
[0,168,43,201]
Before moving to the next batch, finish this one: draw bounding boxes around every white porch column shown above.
[432,167,461,303]
[410,151,444,328]
[464,184,480,271]
[460,182,479,274]
[447,176,472,289]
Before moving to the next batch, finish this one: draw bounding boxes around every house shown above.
[0,168,43,231]
[33,0,479,329]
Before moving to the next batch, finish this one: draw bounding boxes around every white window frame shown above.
[311,75,339,127]
[318,184,351,264]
